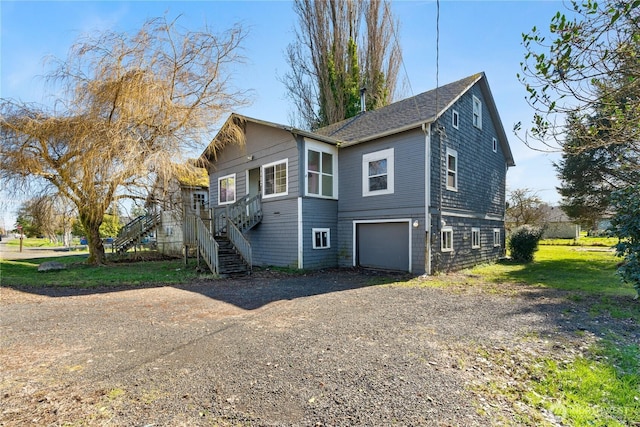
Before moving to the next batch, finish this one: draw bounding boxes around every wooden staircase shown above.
[189,194,262,275]
[113,213,161,254]
[216,237,250,275]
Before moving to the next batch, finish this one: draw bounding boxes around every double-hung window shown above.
[493,228,501,247]
[472,95,482,129]
[446,148,458,191]
[471,227,481,249]
[306,140,338,198]
[441,227,453,252]
[218,174,236,205]
[363,148,394,197]
[263,159,288,198]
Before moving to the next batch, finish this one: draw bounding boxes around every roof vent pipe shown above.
[359,87,367,113]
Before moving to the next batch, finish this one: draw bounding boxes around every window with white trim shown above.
[472,227,481,249]
[262,159,288,198]
[306,141,338,198]
[446,148,458,191]
[217,174,236,205]
[472,95,482,129]
[312,228,330,249]
[441,227,453,252]
[493,228,501,247]
[192,192,207,210]
[363,148,394,196]
[452,110,459,129]
[492,137,498,153]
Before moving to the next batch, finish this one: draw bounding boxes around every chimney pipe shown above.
[359,87,367,113]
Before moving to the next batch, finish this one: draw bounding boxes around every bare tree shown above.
[506,188,548,229]
[0,16,249,264]
[282,0,402,129]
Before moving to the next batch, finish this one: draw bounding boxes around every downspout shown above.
[422,122,432,275]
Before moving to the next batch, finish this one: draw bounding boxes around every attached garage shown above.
[354,220,411,272]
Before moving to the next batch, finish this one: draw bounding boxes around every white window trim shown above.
[441,227,453,252]
[217,173,236,205]
[312,228,330,249]
[305,139,338,199]
[446,148,458,192]
[452,109,459,129]
[363,148,395,197]
[192,191,208,210]
[472,95,482,129]
[492,137,498,153]
[262,159,288,199]
[493,228,501,247]
[471,227,481,249]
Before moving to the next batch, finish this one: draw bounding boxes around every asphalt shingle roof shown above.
[315,73,482,144]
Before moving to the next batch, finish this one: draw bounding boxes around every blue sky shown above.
[0,0,569,229]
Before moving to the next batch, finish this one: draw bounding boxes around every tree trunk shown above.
[80,213,106,265]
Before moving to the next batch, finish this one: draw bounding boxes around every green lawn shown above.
[0,255,198,288]
[472,245,632,296]
[470,244,639,426]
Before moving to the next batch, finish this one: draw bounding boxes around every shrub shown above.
[508,225,544,262]
[610,184,640,299]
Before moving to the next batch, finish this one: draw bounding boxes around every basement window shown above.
[312,228,330,249]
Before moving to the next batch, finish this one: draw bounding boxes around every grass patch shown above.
[525,347,639,426]
[5,237,64,248]
[460,244,640,426]
[539,236,619,247]
[0,255,198,288]
[471,246,632,296]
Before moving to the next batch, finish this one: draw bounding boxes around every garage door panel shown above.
[357,222,409,271]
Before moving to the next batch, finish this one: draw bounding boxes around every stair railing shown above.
[213,194,262,236]
[196,216,219,274]
[226,217,252,271]
[113,213,161,253]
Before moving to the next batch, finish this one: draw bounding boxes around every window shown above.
[493,228,501,247]
[363,148,394,197]
[263,159,288,198]
[441,227,453,252]
[492,138,498,153]
[306,141,337,198]
[452,110,459,129]
[217,174,236,205]
[312,228,330,249]
[472,95,482,129]
[192,192,207,210]
[446,148,458,191]
[472,227,481,249]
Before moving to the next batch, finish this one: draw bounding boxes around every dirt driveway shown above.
[0,269,635,426]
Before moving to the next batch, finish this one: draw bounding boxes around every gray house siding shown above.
[428,86,508,272]
[301,198,338,269]
[245,198,299,268]
[337,129,427,274]
[208,122,301,268]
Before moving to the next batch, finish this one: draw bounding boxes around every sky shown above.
[0,0,571,230]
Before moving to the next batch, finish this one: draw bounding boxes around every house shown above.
[196,72,515,274]
[541,206,581,239]
[117,164,209,256]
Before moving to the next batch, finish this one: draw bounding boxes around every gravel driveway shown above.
[1,268,635,426]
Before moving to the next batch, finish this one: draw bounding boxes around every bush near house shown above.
[508,225,544,262]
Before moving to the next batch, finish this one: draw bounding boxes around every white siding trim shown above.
[441,210,503,221]
[297,197,303,269]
